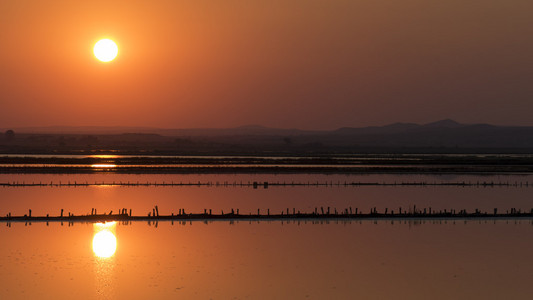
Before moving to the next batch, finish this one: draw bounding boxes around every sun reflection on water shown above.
[93,222,117,258]
[93,222,117,299]
[93,230,117,258]
[91,164,117,168]
[88,155,120,159]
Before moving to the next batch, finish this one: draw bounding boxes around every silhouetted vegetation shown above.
[3,120,533,155]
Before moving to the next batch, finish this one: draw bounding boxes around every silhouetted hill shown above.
[324,120,533,149]
[334,122,419,135]
[4,120,533,154]
[424,119,463,128]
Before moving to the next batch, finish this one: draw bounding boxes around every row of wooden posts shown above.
[4,205,533,221]
[8,217,533,228]
[1,181,532,188]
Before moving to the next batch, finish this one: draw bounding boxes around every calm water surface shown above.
[1,174,533,216]
[1,220,533,299]
[2,173,533,299]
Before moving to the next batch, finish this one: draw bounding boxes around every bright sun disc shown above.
[94,39,118,62]
[93,230,117,258]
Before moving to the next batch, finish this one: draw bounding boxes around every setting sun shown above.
[93,39,118,62]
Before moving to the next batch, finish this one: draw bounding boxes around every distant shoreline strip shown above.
[2,207,531,223]
[2,165,533,174]
[0,181,531,188]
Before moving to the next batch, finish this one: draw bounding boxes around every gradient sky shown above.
[1,0,532,130]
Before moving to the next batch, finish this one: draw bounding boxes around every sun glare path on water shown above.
[88,155,120,159]
[91,164,117,168]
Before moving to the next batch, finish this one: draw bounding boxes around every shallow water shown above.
[1,220,533,299]
[2,173,533,299]
[1,174,533,217]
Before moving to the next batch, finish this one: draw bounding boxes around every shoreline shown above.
[3,212,533,223]
[2,166,533,174]
[3,154,533,174]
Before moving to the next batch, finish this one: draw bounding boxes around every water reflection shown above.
[93,222,117,299]
[88,155,120,159]
[2,220,533,298]
[93,222,117,258]
[91,164,117,169]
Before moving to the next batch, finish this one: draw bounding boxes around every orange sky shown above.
[1,0,532,129]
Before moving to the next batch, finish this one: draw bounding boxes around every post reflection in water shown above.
[93,222,117,299]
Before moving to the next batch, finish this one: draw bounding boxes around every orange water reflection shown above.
[93,222,117,300]
[88,155,120,159]
[91,164,117,168]
[3,175,533,218]
[2,221,533,298]
[93,222,117,258]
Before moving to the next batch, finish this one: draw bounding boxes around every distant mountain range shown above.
[1,124,316,136]
[4,119,533,152]
[324,119,527,148]
[0,119,515,137]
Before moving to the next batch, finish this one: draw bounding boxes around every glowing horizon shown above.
[1,0,532,129]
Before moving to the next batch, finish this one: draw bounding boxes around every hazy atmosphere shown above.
[1,0,532,129]
[3,2,533,299]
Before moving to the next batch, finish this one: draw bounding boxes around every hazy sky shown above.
[0,0,532,129]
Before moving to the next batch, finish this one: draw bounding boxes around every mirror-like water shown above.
[2,172,533,299]
[1,221,533,299]
[1,174,533,217]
